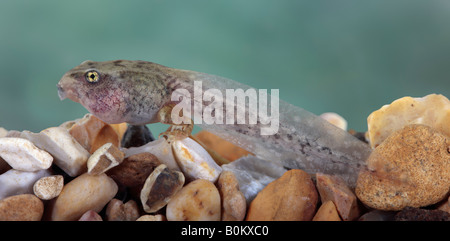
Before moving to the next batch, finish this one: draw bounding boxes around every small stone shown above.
[367,94,450,148]
[136,214,166,221]
[21,127,90,177]
[316,173,360,221]
[217,171,246,221]
[50,173,118,221]
[166,179,221,221]
[358,210,396,221]
[312,201,341,221]
[105,199,140,221]
[394,207,450,221]
[246,169,318,221]
[78,210,103,221]
[87,143,125,175]
[0,194,44,221]
[172,137,222,182]
[193,130,253,163]
[140,164,185,213]
[0,137,53,172]
[124,138,180,171]
[0,127,7,137]
[356,124,450,211]
[68,113,126,154]
[107,152,160,188]
[320,112,348,131]
[0,157,10,175]
[121,124,155,148]
[0,169,51,199]
[33,175,64,200]
[222,155,287,205]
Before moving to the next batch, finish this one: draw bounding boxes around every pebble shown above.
[394,207,450,221]
[0,158,9,175]
[0,137,53,172]
[78,210,103,221]
[0,127,7,137]
[136,214,166,221]
[193,130,253,163]
[87,142,125,175]
[49,173,118,221]
[172,137,222,182]
[217,171,246,221]
[316,173,360,221]
[222,155,287,205]
[246,169,318,221]
[166,179,221,221]
[312,200,341,221]
[124,137,181,171]
[356,124,450,211]
[121,124,155,148]
[68,113,126,154]
[21,127,90,177]
[105,199,140,221]
[0,169,51,199]
[358,210,396,221]
[0,194,44,221]
[319,112,348,131]
[33,175,64,200]
[367,94,450,148]
[107,152,160,189]
[140,164,185,213]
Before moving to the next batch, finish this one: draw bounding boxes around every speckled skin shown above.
[58,60,191,125]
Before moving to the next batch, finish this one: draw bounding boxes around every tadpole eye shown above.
[85,70,100,83]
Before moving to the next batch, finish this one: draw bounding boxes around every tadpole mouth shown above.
[57,83,66,100]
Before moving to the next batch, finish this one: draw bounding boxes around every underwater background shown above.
[1,0,449,134]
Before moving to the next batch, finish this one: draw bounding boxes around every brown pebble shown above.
[312,200,341,221]
[105,199,140,221]
[0,194,44,221]
[246,169,318,221]
[356,124,450,211]
[217,171,246,221]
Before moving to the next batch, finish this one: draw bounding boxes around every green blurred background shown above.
[1,0,449,135]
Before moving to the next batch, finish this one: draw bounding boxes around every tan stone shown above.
[246,169,318,221]
[166,179,221,221]
[217,171,246,221]
[33,175,64,200]
[320,112,347,131]
[356,124,450,211]
[367,94,450,148]
[50,173,118,221]
[312,201,341,221]
[105,199,140,221]
[316,173,360,221]
[193,130,253,163]
[0,194,44,221]
[68,114,125,154]
[87,142,125,175]
[136,214,166,221]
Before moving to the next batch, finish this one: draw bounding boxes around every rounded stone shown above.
[166,179,221,221]
[356,124,450,211]
[0,194,44,221]
[50,173,118,221]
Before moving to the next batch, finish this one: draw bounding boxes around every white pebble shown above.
[172,137,222,182]
[0,127,7,138]
[320,112,348,131]
[21,127,90,177]
[0,169,51,199]
[33,175,64,200]
[0,137,53,172]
